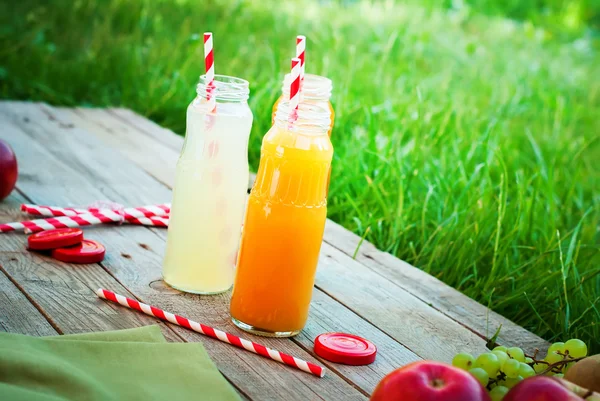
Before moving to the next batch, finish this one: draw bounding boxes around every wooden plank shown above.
[108,108,184,152]
[103,107,547,353]
[0,179,181,341]
[69,108,179,188]
[103,107,257,190]
[0,192,28,223]
[0,102,367,401]
[80,106,493,360]
[315,243,489,362]
[323,220,549,353]
[0,193,59,336]
[0,243,181,341]
[298,290,421,392]
[0,267,58,336]
[0,197,247,401]
[61,105,422,396]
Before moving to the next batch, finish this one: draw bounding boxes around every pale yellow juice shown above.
[163,76,252,294]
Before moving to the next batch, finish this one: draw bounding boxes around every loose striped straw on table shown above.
[296,35,306,84]
[96,288,326,378]
[124,215,169,227]
[204,32,216,113]
[0,211,124,233]
[289,57,301,123]
[20,203,171,220]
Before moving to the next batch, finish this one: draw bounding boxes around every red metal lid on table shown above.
[51,239,106,264]
[27,228,84,250]
[314,333,377,365]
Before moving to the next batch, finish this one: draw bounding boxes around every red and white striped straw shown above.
[20,204,89,217]
[204,32,216,113]
[125,215,169,227]
[296,35,306,83]
[289,57,301,123]
[90,204,170,219]
[96,288,325,378]
[21,204,170,220]
[18,204,169,228]
[0,211,124,233]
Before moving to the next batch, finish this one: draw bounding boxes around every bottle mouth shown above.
[197,74,250,102]
[281,73,332,101]
[275,102,331,134]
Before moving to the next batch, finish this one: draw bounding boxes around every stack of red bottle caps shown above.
[27,228,106,264]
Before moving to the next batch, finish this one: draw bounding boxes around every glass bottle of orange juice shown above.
[272,74,334,135]
[230,101,333,337]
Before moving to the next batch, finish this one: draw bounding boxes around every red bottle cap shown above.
[51,239,106,264]
[27,228,84,250]
[314,333,377,365]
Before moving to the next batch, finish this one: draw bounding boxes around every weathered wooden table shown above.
[0,101,548,400]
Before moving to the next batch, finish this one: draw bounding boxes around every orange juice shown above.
[230,102,333,337]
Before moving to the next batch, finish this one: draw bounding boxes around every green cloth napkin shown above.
[0,325,241,401]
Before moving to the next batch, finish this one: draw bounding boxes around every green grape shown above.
[502,376,524,389]
[544,369,563,377]
[545,350,563,365]
[518,362,535,378]
[469,367,489,387]
[507,347,525,362]
[525,357,533,364]
[452,352,475,370]
[554,373,564,378]
[476,352,501,377]
[503,359,521,378]
[490,385,509,401]
[492,350,509,367]
[533,362,547,373]
[548,342,565,354]
[564,339,588,358]
[493,346,508,353]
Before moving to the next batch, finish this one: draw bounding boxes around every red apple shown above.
[0,139,18,201]
[504,376,584,401]
[371,361,491,401]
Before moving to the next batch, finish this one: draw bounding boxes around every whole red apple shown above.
[0,139,18,201]
[370,361,491,401]
[504,376,584,401]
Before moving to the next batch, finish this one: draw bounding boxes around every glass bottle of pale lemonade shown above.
[163,75,253,294]
[230,102,333,336]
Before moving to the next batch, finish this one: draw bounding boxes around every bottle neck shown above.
[274,102,331,135]
[281,73,332,102]
[196,74,250,105]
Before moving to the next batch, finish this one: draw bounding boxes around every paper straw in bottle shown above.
[204,32,216,113]
[289,57,301,123]
[296,35,306,84]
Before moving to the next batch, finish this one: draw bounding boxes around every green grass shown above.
[1,0,599,352]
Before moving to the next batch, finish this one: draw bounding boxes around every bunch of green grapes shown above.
[451,339,588,401]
